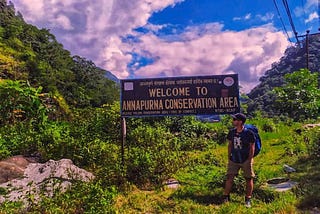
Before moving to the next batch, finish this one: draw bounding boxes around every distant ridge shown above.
[247,35,320,115]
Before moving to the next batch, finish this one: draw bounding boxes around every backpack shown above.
[244,124,262,157]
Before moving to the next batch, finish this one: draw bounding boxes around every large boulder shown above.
[0,156,94,204]
[0,156,31,184]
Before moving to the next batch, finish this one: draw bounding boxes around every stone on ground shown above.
[0,156,94,204]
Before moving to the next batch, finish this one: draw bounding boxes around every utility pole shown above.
[306,30,310,70]
[297,30,320,70]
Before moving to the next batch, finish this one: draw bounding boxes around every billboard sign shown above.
[120,74,240,117]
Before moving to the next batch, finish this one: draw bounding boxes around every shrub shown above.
[28,181,117,214]
[0,122,41,157]
[306,128,320,157]
[281,135,307,156]
[211,126,228,145]
[126,125,183,189]
[0,80,47,125]
[0,137,10,160]
[262,122,276,132]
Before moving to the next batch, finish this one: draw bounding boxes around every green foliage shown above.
[274,69,320,121]
[292,132,320,210]
[127,125,182,189]
[305,127,320,157]
[0,2,119,108]
[70,56,120,107]
[0,122,40,157]
[160,116,213,150]
[71,102,121,143]
[0,80,47,125]
[0,181,117,214]
[248,35,320,116]
[1,1,320,213]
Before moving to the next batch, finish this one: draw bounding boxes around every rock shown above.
[283,164,296,173]
[0,158,94,204]
[266,177,298,192]
[165,179,179,189]
[303,123,320,129]
[311,207,320,214]
[0,156,32,184]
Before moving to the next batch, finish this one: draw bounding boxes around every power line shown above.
[272,0,292,42]
[281,0,301,45]
[318,0,320,30]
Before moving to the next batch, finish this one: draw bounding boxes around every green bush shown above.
[127,125,182,189]
[0,122,41,158]
[25,181,117,214]
[262,122,276,132]
[0,137,10,160]
[210,126,228,145]
[305,128,320,157]
[0,80,47,125]
[280,135,307,156]
[71,102,121,143]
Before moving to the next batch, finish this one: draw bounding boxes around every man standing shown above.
[223,113,255,208]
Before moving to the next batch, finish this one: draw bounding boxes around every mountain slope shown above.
[0,0,119,108]
[248,35,320,115]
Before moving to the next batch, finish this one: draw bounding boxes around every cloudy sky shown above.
[11,0,320,92]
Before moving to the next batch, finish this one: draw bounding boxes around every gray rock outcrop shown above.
[0,156,94,204]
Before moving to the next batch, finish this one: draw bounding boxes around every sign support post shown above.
[120,117,126,168]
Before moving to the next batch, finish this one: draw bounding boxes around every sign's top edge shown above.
[119,74,238,82]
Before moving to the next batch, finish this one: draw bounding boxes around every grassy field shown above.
[114,119,320,214]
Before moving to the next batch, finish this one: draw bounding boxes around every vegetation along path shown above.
[115,117,320,214]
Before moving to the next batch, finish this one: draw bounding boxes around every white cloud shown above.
[11,0,289,91]
[12,0,184,79]
[233,17,241,21]
[143,24,168,33]
[55,15,74,30]
[244,13,252,20]
[117,24,289,92]
[256,13,274,22]
[305,12,319,23]
[294,0,319,17]
[305,0,318,8]
[233,13,251,21]
[234,12,274,22]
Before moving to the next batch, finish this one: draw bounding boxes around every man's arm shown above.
[228,140,232,159]
[226,130,233,159]
[248,142,255,160]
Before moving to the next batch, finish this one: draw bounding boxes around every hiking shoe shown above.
[245,197,252,208]
[222,195,230,203]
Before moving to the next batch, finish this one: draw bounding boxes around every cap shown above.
[231,113,246,123]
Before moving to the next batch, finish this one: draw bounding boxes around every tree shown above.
[0,1,119,108]
[274,69,320,121]
[0,80,46,125]
[248,35,320,115]
[69,56,119,107]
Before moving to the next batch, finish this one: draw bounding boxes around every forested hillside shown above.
[0,0,119,108]
[1,0,320,213]
[248,35,320,115]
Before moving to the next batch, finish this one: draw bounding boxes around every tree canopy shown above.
[274,69,320,121]
[248,35,320,116]
[0,1,119,109]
